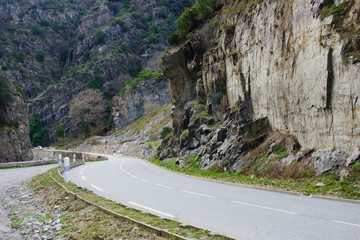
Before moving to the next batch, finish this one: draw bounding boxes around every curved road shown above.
[69,155,360,240]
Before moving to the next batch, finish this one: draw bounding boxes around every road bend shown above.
[69,155,360,240]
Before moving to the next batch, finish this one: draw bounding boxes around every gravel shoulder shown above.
[0,165,56,240]
[0,165,168,240]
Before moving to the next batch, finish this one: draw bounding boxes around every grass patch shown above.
[147,141,161,151]
[38,214,53,223]
[11,217,24,229]
[149,157,360,200]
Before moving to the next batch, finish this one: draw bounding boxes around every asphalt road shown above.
[69,156,360,240]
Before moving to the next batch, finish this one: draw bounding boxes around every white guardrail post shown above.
[64,157,70,183]
[73,154,76,163]
[82,155,85,162]
[58,154,62,167]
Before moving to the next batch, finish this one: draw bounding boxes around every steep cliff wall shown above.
[0,77,33,162]
[163,0,360,152]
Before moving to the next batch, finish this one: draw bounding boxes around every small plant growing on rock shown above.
[160,126,173,139]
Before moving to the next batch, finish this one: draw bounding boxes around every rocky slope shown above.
[76,104,172,159]
[1,0,193,145]
[112,74,171,131]
[158,0,360,176]
[0,76,32,163]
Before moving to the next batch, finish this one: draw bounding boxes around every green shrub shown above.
[92,30,106,46]
[174,0,217,36]
[89,70,102,90]
[168,32,179,46]
[147,34,160,44]
[1,65,9,71]
[29,114,47,145]
[35,51,46,62]
[78,33,86,41]
[175,7,196,35]
[31,24,46,37]
[15,50,26,62]
[55,124,64,138]
[59,46,69,66]
[158,6,168,19]
[40,20,51,27]
[160,126,173,139]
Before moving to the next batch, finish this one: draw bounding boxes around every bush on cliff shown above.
[160,126,173,139]
[170,0,217,44]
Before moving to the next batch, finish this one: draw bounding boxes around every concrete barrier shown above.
[0,150,107,169]
[0,159,57,168]
[32,149,107,162]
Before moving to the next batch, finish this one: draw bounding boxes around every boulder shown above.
[345,148,360,167]
[312,148,350,176]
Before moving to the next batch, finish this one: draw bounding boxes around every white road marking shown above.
[80,171,84,174]
[231,200,297,215]
[131,175,139,179]
[81,168,85,171]
[128,201,175,219]
[181,190,215,198]
[90,184,104,192]
[81,176,86,180]
[332,220,360,227]
[140,178,150,183]
[154,183,173,189]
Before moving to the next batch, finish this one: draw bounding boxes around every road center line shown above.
[331,220,360,227]
[231,200,297,215]
[154,183,173,189]
[128,201,174,219]
[81,176,86,180]
[140,178,150,183]
[90,184,104,192]
[181,190,215,198]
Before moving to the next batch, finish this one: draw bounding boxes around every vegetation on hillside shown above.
[0,74,15,127]
[29,114,47,146]
[1,0,195,145]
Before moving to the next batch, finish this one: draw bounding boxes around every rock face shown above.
[112,76,171,131]
[158,0,360,175]
[0,80,33,163]
[163,0,360,152]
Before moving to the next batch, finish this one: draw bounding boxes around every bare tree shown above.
[69,89,106,137]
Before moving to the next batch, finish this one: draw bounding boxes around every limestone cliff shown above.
[163,0,360,152]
